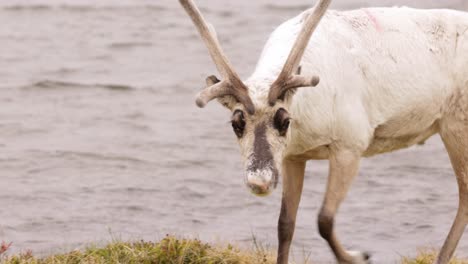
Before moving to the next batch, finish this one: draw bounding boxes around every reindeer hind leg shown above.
[436,91,468,264]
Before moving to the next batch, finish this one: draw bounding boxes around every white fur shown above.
[244,7,468,159]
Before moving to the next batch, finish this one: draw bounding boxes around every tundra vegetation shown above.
[1,237,467,264]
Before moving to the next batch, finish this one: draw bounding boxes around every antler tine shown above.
[268,0,332,105]
[180,0,255,114]
[195,77,231,108]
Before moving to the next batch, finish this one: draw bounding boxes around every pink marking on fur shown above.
[364,9,382,32]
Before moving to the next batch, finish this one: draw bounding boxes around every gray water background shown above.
[0,0,468,263]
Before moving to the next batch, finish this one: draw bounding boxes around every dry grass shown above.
[1,237,468,264]
[401,250,468,264]
[0,236,275,264]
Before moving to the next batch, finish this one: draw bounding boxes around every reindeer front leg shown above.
[277,159,306,264]
[318,149,370,264]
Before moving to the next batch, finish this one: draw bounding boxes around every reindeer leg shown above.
[436,121,468,264]
[318,149,370,264]
[276,159,306,264]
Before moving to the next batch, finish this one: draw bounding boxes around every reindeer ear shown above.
[206,75,220,86]
[279,88,298,106]
[204,75,238,110]
[296,66,302,75]
[216,96,239,110]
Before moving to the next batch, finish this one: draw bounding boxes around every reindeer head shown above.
[180,0,330,196]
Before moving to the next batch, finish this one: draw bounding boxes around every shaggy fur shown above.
[247,7,468,158]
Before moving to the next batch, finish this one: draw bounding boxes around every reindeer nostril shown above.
[248,183,271,196]
[250,184,263,193]
[245,167,279,197]
[363,252,371,260]
[246,176,273,196]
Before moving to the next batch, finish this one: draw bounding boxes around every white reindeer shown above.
[179,0,468,263]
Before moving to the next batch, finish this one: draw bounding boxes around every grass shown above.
[0,236,275,264]
[401,250,468,264]
[1,237,467,264]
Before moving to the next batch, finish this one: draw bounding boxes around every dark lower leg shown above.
[276,160,305,264]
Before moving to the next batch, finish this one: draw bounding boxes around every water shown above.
[0,0,467,263]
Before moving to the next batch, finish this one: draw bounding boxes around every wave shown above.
[51,150,150,165]
[2,5,50,11]
[109,41,154,50]
[0,4,167,12]
[22,80,136,91]
[103,187,162,196]
[262,3,312,12]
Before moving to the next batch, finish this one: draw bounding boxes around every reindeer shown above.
[179,0,468,263]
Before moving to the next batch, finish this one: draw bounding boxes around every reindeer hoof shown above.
[345,251,371,264]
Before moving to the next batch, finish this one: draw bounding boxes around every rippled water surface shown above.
[1,0,468,263]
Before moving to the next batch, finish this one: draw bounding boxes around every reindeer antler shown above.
[180,0,255,114]
[268,0,332,106]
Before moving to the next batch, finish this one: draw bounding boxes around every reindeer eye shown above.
[274,108,290,137]
[231,110,246,138]
[282,119,290,130]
